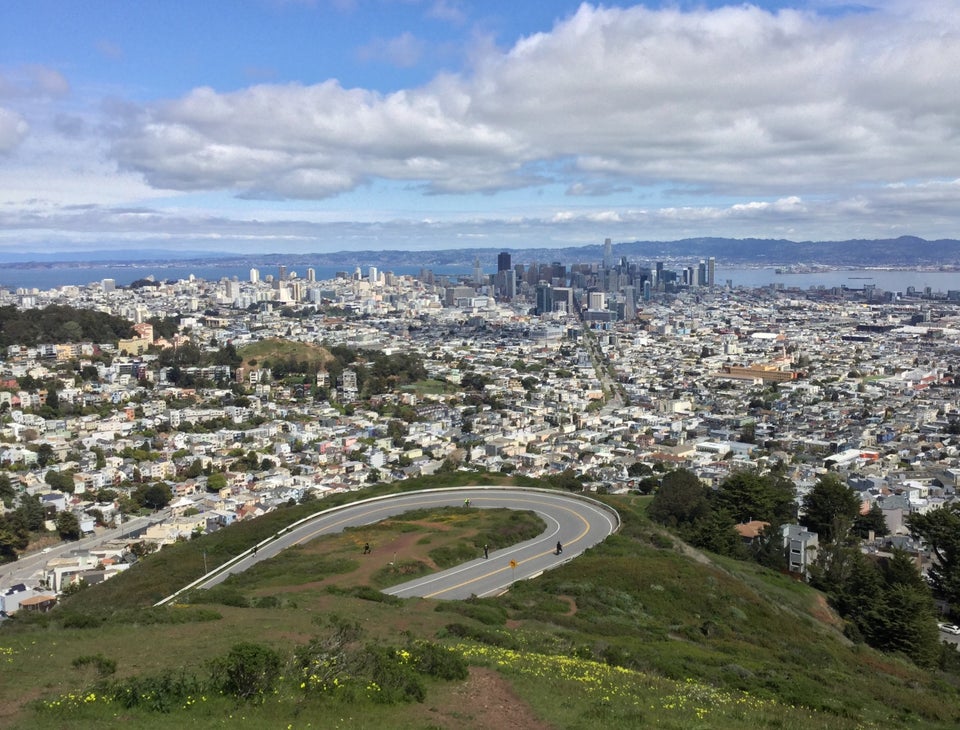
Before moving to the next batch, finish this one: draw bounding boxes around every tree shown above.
[206,472,227,492]
[907,503,960,606]
[854,503,889,539]
[55,510,81,540]
[713,470,795,525]
[36,442,55,468]
[648,469,710,527]
[801,474,861,544]
[0,473,14,507]
[185,459,204,478]
[134,482,173,510]
[0,515,29,562]
[45,468,75,493]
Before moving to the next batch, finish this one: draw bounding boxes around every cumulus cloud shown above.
[107,2,960,211]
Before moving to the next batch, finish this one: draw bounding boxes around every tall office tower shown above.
[643,280,652,301]
[369,266,378,284]
[552,286,574,314]
[551,261,566,283]
[291,280,304,302]
[535,282,553,315]
[101,278,116,293]
[698,260,707,287]
[278,265,287,282]
[707,257,716,287]
[686,266,695,286]
[525,262,539,286]
[588,291,607,310]
[473,257,483,285]
[622,285,636,319]
[498,251,511,272]
[655,261,664,286]
[307,267,316,283]
[250,267,260,284]
[603,238,613,269]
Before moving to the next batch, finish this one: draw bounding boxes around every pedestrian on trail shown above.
[463,498,471,508]
[362,542,371,554]
[556,541,563,555]
[483,544,489,559]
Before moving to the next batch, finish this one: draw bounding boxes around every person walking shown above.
[556,541,563,555]
[362,542,371,554]
[483,544,489,559]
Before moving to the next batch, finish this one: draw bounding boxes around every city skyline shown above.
[2,1,960,256]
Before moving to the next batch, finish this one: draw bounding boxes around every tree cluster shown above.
[649,469,941,666]
[0,304,133,346]
[0,493,46,562]
[647,468,796,566]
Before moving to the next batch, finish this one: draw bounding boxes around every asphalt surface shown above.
[158,486,620,604]
[0,509,171,593]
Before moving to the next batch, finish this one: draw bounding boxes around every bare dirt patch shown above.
[417,666,555,730]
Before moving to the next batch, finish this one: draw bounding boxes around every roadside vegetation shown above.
[1,479,959,729]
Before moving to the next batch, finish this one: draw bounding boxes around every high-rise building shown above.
[707,257,716,287]
[278,265,287,282]
[655,261,664,286]
[249,268,260,284]
[101,278,116,293]
[698,260,707,287]
[473,257,483,285]
[307,268,315,283]
[535,282,553,315]
[603,238,613,269]
[498,251,511,272]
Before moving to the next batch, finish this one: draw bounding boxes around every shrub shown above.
[360,644,425,704]
[210,642,283,702]
[71,653,116,677]
[408,641,468,681]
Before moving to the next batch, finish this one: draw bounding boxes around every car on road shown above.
[937,622,960,635]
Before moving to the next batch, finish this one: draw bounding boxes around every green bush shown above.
[210,642,283,702]
[360,644,425,704]
[409,641,468,681]
[107,669,206,713]
[71,653,116,677]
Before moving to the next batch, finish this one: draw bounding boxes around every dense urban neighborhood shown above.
[2,250,960,664]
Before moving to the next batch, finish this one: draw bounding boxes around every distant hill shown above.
[3,236,958,270]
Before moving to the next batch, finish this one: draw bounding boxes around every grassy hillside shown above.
[238,338,333,370]
[2,486,959,729]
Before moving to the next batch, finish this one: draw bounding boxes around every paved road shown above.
[158,487,619,605]
[0,509,171,592]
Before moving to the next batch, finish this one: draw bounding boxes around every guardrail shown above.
[154,485,620,607]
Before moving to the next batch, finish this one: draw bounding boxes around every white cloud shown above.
[108,2,960,206]
[0,108,28,153]
[7,2,960,252]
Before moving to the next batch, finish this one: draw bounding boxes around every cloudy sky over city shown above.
[1,0,959,256]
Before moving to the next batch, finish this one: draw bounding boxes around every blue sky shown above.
[1,0,958,255]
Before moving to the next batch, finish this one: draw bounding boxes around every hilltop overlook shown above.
[1,476,959,729]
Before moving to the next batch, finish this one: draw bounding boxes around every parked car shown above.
[937,622,960,635]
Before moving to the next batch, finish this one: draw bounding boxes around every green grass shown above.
[2,488,959,729]
[237,337,332,367]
